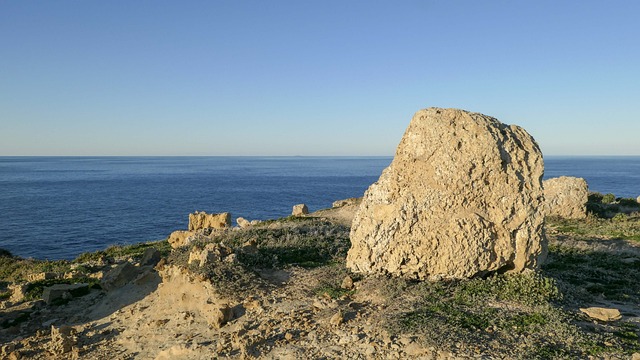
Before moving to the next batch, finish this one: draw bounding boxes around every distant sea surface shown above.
[1,156,638,260]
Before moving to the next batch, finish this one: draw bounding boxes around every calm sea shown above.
[0,156,638,260]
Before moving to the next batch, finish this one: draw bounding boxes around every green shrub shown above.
[602,193,616,204]
[619,198,640,207]
[612,213,628,222]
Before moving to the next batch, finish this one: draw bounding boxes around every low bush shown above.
[602,193,616,204]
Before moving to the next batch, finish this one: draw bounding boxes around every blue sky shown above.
[1,1,638,156]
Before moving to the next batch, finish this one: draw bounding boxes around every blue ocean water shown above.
[0,156,638,260]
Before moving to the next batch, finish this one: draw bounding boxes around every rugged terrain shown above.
[1,197,640,359]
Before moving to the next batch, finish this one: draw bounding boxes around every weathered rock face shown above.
[168,230,195,249]
[332,198,362,208]
[543,176,588,219]
[188,211,231,231]
[347,107,546,280]
[292,204,309,216]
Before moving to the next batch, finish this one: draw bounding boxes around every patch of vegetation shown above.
[548,216,640,242]
[165,219,351,300]
[543,244,640,304]
[312,266,357,299]
[601,193,616,204]
[314,284,354,299]
[221,220,350,269]
[23,277,101,301]
[586,192,640,218]
[0,257,74,283]
[390,270,634,358]
[75,239,171,263]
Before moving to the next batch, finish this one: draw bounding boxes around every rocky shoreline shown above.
[2,108,640,359]
[1,195,639,359]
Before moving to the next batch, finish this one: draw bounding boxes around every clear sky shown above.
[1,1,638,156]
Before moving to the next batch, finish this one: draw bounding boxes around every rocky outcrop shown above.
[140,248,162,266]
[332,198,362,208]
[543,176,588,219]
[292,204,309,216]
[188,211,231,231]
[347,107,546,280]
[158,265,234,329]
[167,230,195,249]
[187,243,234,268]
[48,325,78,356]
[42,283,89,305]
[101,262,139,291]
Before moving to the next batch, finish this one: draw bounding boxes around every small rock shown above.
[341,276,354,290]
[167,230,196,249]
[240,239,258,254]
[243,298,262,312]
[250,220,261,226]
[236,217,251,228]
[284,332,294,341]
[101,262,138,291]
[631,352,640,360]
[27,272,58,282]
[579,307,622,322]
[329,311,344,327]
[210,304,234,329]
[49,325,77,355]
[292,204,309,216]
[189,211,231,231]
[8,284,28,303]
[42,284,89,305]
[312,300,325,310]
[7,351,21,360]
[140,248,162,266]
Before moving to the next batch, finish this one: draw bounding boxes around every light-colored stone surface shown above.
[347,107,546,280]
[292,204,309,216]
[27,272,58,282]
[9,283,28,303]
[188,211,231,231]
[237,217,251,228]
[543,176,588,219]
[580,307,622,322]
[332,198,362,208]
[637,195,640,204]
[167,230,195,249]
[188,243,233,268]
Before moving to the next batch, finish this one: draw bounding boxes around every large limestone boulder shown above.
[188,211,231,231]
[347,107,546,280]
[543,176,588,219]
